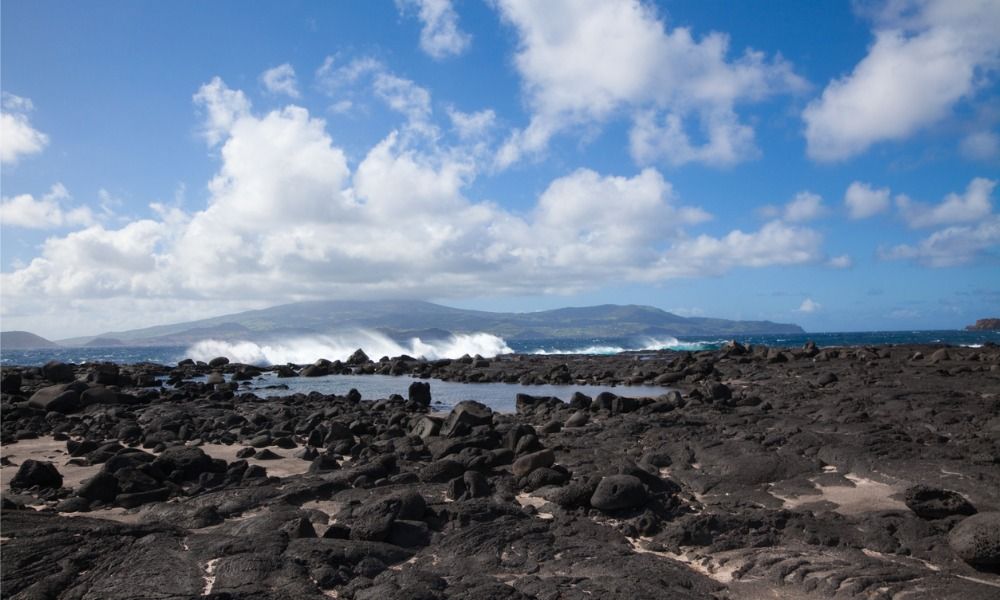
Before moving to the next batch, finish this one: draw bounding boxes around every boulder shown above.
[512,449,555,478]
[565,410,589,428]
[419,459,465,483]
[590,475,647,511]
[42,360,75,383]
[208,356,230,367]
[1,372,22,394]
[28,385,81,413]
[10,460,63,489]
[441,400,493,437]
[408,381,431,406]
[80,385,118,406]
[346,349,370,365]
[949,512,1000,567]
[904,485,976,519]
[77,470,120,502]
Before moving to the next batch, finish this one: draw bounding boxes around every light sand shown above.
[770,472,907,515]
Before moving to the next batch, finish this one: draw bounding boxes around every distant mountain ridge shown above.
[54,300,804,346]
[1,331,61,350]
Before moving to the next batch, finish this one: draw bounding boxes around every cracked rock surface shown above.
[2,342,999,598]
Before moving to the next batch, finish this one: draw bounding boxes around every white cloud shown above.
[397,0,471,59]
[844,181,892,219]
[827,254,853,269]
[193,77,251,145]
[896,177,995,228]
[1,93,49,164]
[960,130,999,160]
[649,220,824,279]
[783,191,826,223]
[757,191,826,223]
[448,107,496,139]
[1,78,830,334]
[494,0,805,169]
[260,63,300,98]
[803,0,1000,161]
[372,72,435,136]
[880,216,1000,267]
[796,298,821,313]
[0,184,94,229]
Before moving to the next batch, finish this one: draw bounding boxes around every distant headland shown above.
[966,318,1000,331]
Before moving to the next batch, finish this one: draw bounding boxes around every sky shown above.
[1,0,998,339]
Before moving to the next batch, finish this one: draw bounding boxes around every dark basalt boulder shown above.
[407,381,431,406]
[419,459,465,483]
[42,360,75,383]
[80,385,118,406]
[1,372,22,394]
[153,446,215,480]
[347,349,370,365]
[28,384,82,413]
[10,459,63,489]
[441,400,493,436]
[590,474,648,511]
[949,512,1000,567]
[300,364,330,377]
[208,356,230,367]
[904,485,976,519]
[512,449,554,478]
[77,470,120,502]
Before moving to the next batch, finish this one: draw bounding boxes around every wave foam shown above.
[530,336,723,355]
[185,330,513,366]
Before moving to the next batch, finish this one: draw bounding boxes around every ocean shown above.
[1,329,996,367]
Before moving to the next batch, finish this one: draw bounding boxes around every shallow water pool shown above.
[228,372,670,413]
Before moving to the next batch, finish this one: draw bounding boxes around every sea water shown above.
[2,329,996,367]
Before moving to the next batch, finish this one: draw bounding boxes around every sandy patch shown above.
[627,537,738,583]
[771,473,906,515]
[197,443,312,478]
[514,492,553,519]
[1,436,102,493]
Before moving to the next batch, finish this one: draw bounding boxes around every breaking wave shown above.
[185,330,513,366]
[529,336,723,355]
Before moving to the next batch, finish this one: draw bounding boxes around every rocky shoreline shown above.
[2,342,999,599]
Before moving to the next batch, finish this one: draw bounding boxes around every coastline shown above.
[2,342,999,598]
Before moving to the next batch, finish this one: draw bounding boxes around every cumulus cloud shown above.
[960,130,999,161]
[880,177,999,266]
[1,78,829,333]
[880,216,1000,267]
[493,0,806,169]
[448,107,496,140]
[757,191,826,223]
[896,177,995,228]
[397,0,471,59]
[259,63,300,98]
[827,254,853,269]
[193,77,251,145]
[783,191,826,223]
[844,181,892,219]
[1,93,49,164]
[796,298,821,313]
[803,0,1000,161]
[0,183,94,229]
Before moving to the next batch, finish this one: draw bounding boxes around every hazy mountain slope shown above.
[1,331,61,349]
[61,300,804,346]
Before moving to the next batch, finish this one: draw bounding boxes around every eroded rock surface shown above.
[2,342,999,598]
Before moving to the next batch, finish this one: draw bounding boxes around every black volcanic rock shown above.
[904,485,976,519]
[10,460,63,489]
[949,512,1000,567]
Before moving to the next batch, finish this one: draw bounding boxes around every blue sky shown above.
[1,0,998,338]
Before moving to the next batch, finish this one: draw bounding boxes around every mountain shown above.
[59,300,804,346]
[966,318,1000,331]
[1,330,61,350]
